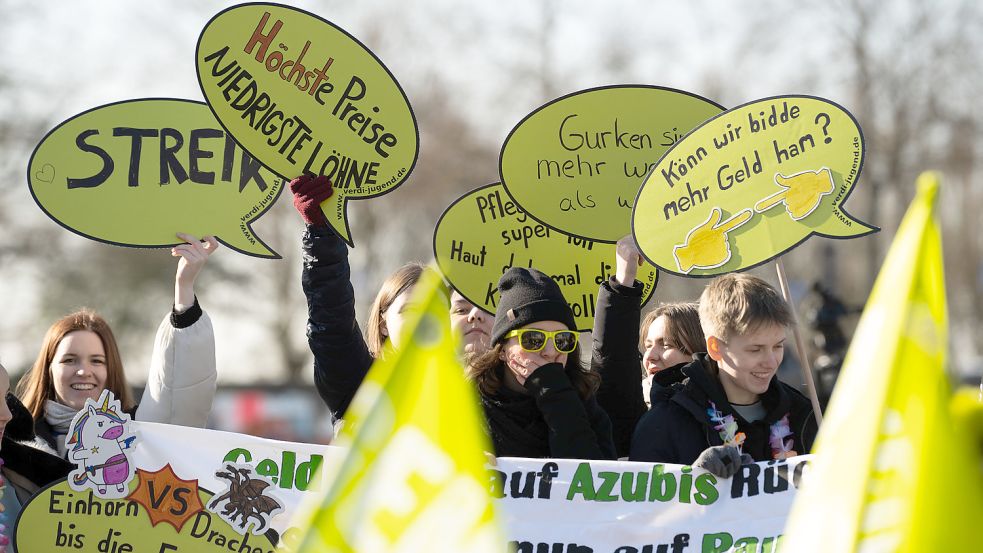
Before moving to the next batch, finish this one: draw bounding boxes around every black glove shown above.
[692,445,753,478]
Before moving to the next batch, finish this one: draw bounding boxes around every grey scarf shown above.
[43,400,79,457]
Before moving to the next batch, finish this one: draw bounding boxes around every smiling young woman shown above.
[16,234,218,457]
[19,311,127,414]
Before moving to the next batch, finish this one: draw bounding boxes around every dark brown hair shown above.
[640,302,706,357]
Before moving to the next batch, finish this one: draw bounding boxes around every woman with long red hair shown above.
[16,233,219,457]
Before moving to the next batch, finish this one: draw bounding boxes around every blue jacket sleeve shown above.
[302,225,374,419]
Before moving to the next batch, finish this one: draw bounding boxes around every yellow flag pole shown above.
[775,258,824,425]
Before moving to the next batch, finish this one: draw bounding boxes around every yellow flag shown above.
[289,267,503,552]
[783,172,983,551]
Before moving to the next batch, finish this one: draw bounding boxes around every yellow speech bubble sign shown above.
[633,95,878,277]
[15,478,278,552]
[434,184,658,331]
[499,86,724,243]
[196,3,418,246]
[28,99,284,258]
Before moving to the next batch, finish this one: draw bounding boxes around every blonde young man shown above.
[629,274,817,477]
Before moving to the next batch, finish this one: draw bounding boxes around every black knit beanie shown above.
[490,267,577,345]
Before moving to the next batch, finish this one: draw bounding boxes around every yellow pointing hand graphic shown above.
[755,168,835,220]
[673,207,753,273]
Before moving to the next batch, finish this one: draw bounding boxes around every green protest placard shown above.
[499,85,723,242]
[434,183,658,331]
[15,473,279,553]
[196,3,418,246]
[27,98,284,258]
[632,95,877,277]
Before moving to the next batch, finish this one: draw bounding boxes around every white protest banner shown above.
[131,420,345,538]
[15,420,345,551]
[17,418,809,552]
[493,456,810,553]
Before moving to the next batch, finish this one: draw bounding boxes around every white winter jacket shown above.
[135,304,217,427]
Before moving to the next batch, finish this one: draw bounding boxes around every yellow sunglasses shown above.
[504,328,579,353]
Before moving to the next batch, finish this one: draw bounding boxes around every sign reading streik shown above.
[28,99,284,258]
[196,3,418,245]
[632,95,877,277]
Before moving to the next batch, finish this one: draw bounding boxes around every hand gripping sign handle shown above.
[775,258,824,425]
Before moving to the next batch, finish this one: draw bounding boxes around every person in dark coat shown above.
[592,236,704,458]
[630,274,818,477]
[630,354,816,465]
[468,267,616,460]
[291,174,426,423]
[1,362,72,522]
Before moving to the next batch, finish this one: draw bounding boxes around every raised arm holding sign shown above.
[16,233,219,459]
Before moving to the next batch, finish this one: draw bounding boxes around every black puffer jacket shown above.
[3,394,72,505]
[480,363,616,460]
[302,225,374,419]
[629,354,817,463]
[591,277,646,458]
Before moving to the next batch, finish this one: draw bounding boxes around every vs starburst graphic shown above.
[128,464,205,532]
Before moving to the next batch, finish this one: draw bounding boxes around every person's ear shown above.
[706,335,724,361]
[380,317,389,339]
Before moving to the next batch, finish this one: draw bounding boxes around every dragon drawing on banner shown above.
[208,462,285,535]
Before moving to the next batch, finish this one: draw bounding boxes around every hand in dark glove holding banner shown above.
[692,445,753,479]
[290,174,334,227]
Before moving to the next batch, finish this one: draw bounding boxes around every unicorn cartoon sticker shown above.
[66,390,137,499]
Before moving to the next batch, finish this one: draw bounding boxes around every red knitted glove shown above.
[289,174,333,227]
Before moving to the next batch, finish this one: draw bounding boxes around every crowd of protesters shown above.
[0,173,820,527]
[288,174,816,469]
